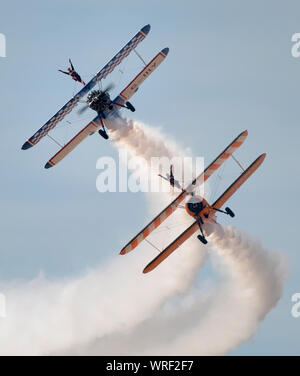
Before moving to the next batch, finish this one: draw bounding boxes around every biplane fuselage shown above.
[185,195,215,222]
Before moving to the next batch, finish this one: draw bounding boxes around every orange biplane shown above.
[120,130,266,273]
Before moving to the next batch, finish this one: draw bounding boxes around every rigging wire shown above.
[46,134,64,148]
[210,162,226,203]
[133,48,147,66]
[145,238,161,254]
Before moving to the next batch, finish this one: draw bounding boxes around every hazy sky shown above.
[0,0,299,355]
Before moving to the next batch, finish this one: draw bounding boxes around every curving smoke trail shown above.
[0,118,285,355]
[65,227,286,356]
[66,117,285,356]
[139,225,286,356]
[108,117,186,161]
[0,118,207,355]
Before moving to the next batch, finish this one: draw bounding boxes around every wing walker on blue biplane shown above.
[21,24,169,169]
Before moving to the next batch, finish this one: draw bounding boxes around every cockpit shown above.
[186,196,207,216]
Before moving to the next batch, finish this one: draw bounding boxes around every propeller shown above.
[77,104,89,115]
[102,82,115,93]
[77,83,115,115]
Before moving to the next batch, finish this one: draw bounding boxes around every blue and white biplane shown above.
[21,25,169,168]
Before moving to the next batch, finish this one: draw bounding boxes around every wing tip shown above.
[259,153,267,162]
[143,266,150,274]
[44,162,53,169]
[161,47,169,56]
[141,24,151,35]
[21,141,33,150]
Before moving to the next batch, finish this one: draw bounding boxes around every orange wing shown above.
[143,221,199,273]
[212,153,266,210]
[143,153,266,273]
[120,130,248,255]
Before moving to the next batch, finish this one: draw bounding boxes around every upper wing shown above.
[44,118,103,169]
[143,153,266,273]
[120,130,248,255]
[21,24,151,150]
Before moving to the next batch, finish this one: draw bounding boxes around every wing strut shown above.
[133,49,147,66]
[46,134,63,148]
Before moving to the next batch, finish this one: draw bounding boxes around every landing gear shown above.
[98,128,109,140]
[212,206,235,218]
[225,207,235,218]
[126,101,135,112]
[196,217,208,245]
[197,234,208,245]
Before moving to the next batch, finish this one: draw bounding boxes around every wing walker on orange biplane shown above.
[21,25,169,169]
[120,130,266,273]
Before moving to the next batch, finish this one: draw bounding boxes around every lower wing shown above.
[44,118,102,168]
[143,221,199,273]
[111,47,169,109]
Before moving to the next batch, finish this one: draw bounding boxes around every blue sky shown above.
[0,0,300,355]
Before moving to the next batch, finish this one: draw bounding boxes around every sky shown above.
[0,0,299,355]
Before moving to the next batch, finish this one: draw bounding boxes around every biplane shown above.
[120,130,266,273]
[21,24,169,169]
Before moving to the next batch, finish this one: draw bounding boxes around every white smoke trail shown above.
[145,225,287,355]
[67,225,286,356]
[108,117,186,161]
[0,117,285,355]
[0,118,207,355]
[64,118,286,356]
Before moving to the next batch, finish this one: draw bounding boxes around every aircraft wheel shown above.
[126,101,135,112]
[225,207,235,217]
[98,129,109,140]
[197,235,208,244]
